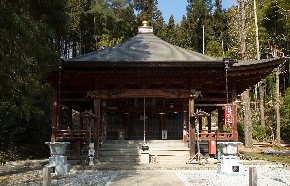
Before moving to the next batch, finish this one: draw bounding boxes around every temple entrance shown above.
[105,98,185,140]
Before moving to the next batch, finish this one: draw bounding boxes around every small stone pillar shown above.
[45,142,70,175]
[140,143,150,164]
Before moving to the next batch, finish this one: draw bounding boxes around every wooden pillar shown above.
[218,107,224,132]
[232,88,238,141]
[188,97,195,158]
[76,141,81,157]
[199,117,203,132]
[51,98,58,142]
[68,108,73,129]
[123,112,130,140]
[94,98,101,159]
[207,114,212,132]
[80,116,84,130]
[160,114,165,131]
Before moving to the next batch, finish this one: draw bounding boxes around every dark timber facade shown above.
[48,31,287,159]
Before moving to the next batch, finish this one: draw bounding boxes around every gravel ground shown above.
[175,165,290,186]
[1,164,290,186]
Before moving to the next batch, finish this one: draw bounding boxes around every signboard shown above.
[224,105,233,128]
[138,26,153,34]
[162,130,167,140]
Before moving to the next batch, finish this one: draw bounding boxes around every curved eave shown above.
[228,58,288,95]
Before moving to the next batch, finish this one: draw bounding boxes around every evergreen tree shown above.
[154,14,165,37]
[186,0,213,52]
[206,0,227,57]
[134,0,162,26]
[163,15,176,44]
[263,0,290,57]
[0,0,62,159]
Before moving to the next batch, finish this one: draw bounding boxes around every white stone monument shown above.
[45,142,70,175]
[217,142,244,175]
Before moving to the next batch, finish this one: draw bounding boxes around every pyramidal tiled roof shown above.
[67,34,219,62]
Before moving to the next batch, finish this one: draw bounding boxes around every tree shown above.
[162,15,176,44]
[280,88,290,143]
[174,16,192,49]
[186,0,213,52]
[207,0,227,57]
[263,0,290,57]
[134,0,161,26]
[154,14,165,37]
[0,0,62,159]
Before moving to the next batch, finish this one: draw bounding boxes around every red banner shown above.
[224,105,233,128]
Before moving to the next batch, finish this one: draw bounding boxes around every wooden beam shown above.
[94,98,100,160]
[87,89,192,99]
[231,88,238,141]
[195,104,228,107]
[188,97,195,158]
[51,98,58,142]
[196,98,228,102]
[207,115,212,132]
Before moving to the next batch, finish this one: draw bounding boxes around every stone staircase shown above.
[99,140,190,164]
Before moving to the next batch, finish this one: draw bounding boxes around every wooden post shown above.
[51,99,58,142]
[207,115,211,132]
[189,97,195,158]
[80,116,84,130]
[217,107,224,132]
[94,98,101,159]
[123,112,129,140]
[43,166,52,186]
[232,88,238,141]
[275,68,281,145]
[160,113,165,139]
[75,141,80,157]
[249,167,257,186]
[199,117,202,133]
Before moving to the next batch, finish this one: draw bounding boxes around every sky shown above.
[157,0,237,23]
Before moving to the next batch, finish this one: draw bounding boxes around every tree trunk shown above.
[243,89,253,147]
[240,0,247,60]
[253,0,265,127]
[240,0,253,147]
[275,69,281,146]
[253,0,260,60]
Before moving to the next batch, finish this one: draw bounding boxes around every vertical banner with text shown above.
[224,105,233,128]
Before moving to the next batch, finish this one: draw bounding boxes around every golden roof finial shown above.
[142,21,148,27]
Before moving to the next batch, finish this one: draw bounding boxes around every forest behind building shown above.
[0,0,289,162]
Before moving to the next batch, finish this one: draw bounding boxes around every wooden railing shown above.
[56,130,93,141]
[198,130,233,141]
[184,130,234,142]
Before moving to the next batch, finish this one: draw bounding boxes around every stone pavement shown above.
[108,170,185,186]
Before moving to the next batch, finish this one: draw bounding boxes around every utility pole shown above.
[275,67,281,146]
[202,23,205,54]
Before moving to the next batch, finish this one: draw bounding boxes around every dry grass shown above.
[239,145,290,166]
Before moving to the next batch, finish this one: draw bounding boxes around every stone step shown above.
[101,143,140,147]
[99,150,140,156]
[105,140,185,144]
[149,150,189,156]
[99,155,140,163]
[99,140,191,164]
[149,146,188,150]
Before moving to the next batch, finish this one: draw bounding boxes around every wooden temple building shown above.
[48,24,287,160]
